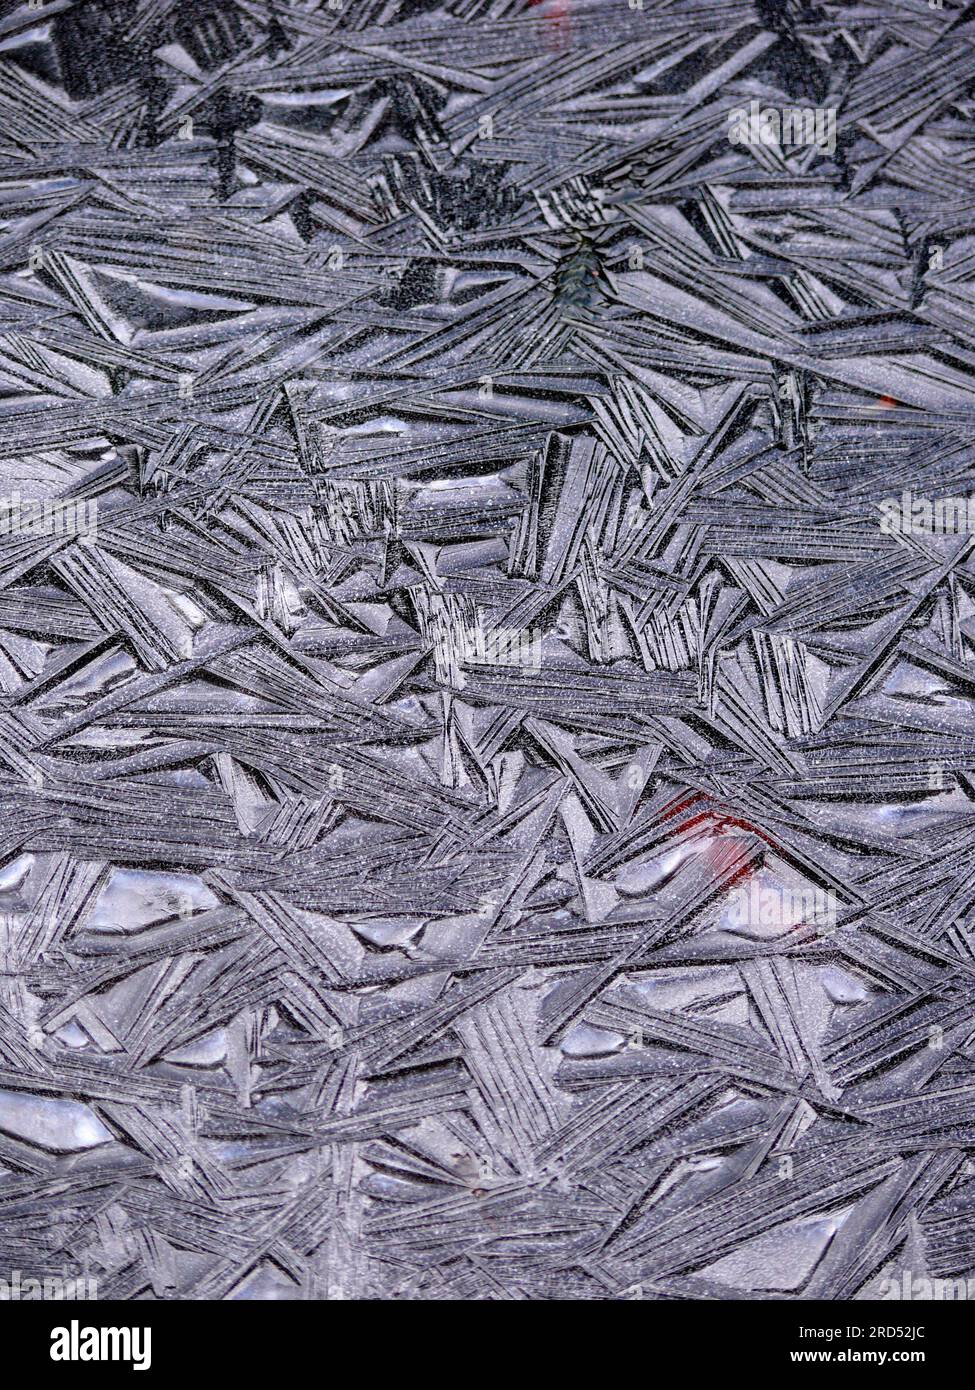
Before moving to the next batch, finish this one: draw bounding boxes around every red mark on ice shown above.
[658,796,772,894]
[529,0,571,53]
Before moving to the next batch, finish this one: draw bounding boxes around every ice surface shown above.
[0,0,973,1304]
